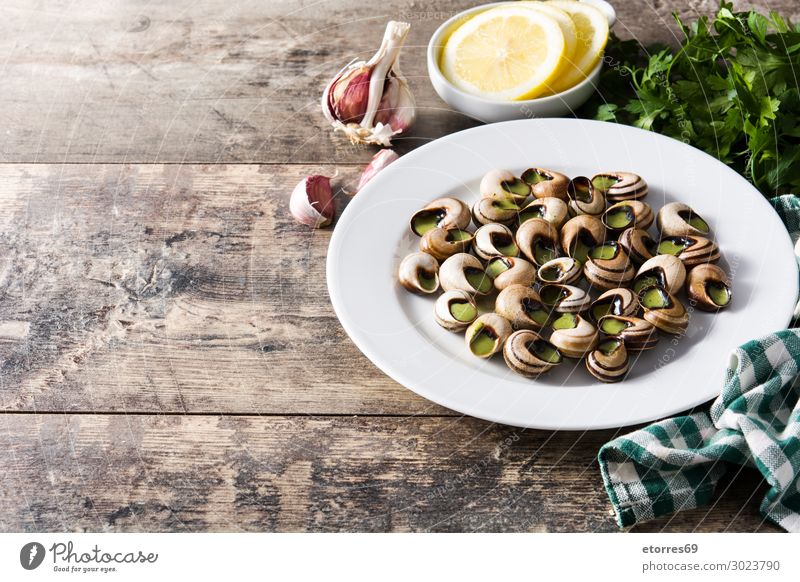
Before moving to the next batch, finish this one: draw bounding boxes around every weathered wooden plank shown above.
[0,414,778,532]
[0,162,452,414]
[0,0,795,163]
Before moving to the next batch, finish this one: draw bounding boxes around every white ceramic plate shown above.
[327,119,798,430]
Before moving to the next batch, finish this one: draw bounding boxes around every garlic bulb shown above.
[321,21,416,146]
[355,149,399,193]
[290,175,335,228]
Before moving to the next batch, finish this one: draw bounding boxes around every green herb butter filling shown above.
[591,175,619,192]
[640,286,671,309]
[679,210,710,233]
[551,312,577,330]
[449,301,476,322]
[485,258,511,279]
[418,270,437,291]
[707,281,731,306]
[465,268,493,293]
[600,317,630,335]
[606,206,634,229]
[589,243,618,261]
[412,210,444,235]
[531,339,562,363]
[521,169,550,185]
[469,326,498,356]
[501,178,530,198]
[657,237,693,256]
[597,339,622,356]
[522,298,549,325]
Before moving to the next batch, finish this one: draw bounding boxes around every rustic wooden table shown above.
[0,0,794,532]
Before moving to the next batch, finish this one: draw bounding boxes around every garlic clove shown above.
[355,149,399,194]
[290,175,335,228]
[321,21,415,146]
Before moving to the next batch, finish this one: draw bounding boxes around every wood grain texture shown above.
[0,414,779,532]
[0,0,794,533]
[0,0,796,164]
[0,162,449,415]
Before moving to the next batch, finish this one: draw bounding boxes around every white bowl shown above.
[426,1,616,122]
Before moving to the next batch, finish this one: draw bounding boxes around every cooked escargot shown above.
[472,197,520,226]
[410,197,471,236]
[465,313,512,359]
[518,197,569,229]
[538,257,582,285]
[485,256,537,291]
[503,330,563,377]
[638,286,688,335]
[560,215,606,264]
[398,252,439,294]
[549,312,598,358]
[588,288,638,324]
[521,168,570,200]
[439,253,493,295]
[473,223,518,260]
[495,285,550,330]
[657,202,711,237]
[657,235,720,267]
[618,227,657,265]
[583,241,635,290]
[480,169,530,203]
[419,227,473,261]
[567,176,605,217]
[633,254,686,295]
[434,290,478,332]
[516,218,560,267]
[586,338,629,383]
[597,315,659,351]
[686,264,731,311]
[601,200,654,234]
[591,172,648,201]
[539,284,592,313]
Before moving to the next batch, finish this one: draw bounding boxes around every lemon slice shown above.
[546,0,609,93]
[520,2,578,66]
[441,6,566,101]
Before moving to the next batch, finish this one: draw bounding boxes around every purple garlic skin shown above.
[321,21,416,146]
[290,175,335,228]
[356,149,399,194]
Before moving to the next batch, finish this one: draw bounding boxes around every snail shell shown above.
[591,172,648,202]
[516,217,561,267]
[520,168,570,200]
[495,285,550,330]
[657,202,711,237]
[485,256,537,291]
[657,235,720,267]
[686,264,731,311]
[618,227,657,265]
[638,286,689,335]
[503,330,563,377]
[583,241,635,290]
[538,257,582,285]
[419,227,473,261]
[549,312,599,358]
[434,290,478,332]
[480,169,530,203]
[588,288,638,324]
[473,223,518,260]
[472,197,520,226]
[586,338,629,383]
[539,284,592,313]
[633,254,686,295]
[560,215,606,264]
[518,197,569,229]
[597,315,659,351]
[410,197,471,236]
[439,253,493,295]
[398,252,439,294]
[567,176,605,217]
[601,200,654,234]
[465,313,512,359]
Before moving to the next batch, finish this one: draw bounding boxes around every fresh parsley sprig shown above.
[586,2,800,197]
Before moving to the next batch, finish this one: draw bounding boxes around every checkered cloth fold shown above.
[598,195,800,531]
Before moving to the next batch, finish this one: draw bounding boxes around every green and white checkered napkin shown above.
[598,195,800,531]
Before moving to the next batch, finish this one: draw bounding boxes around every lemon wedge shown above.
[520,2,578,67]
[441,6,566,101]
[546,0,609,93]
